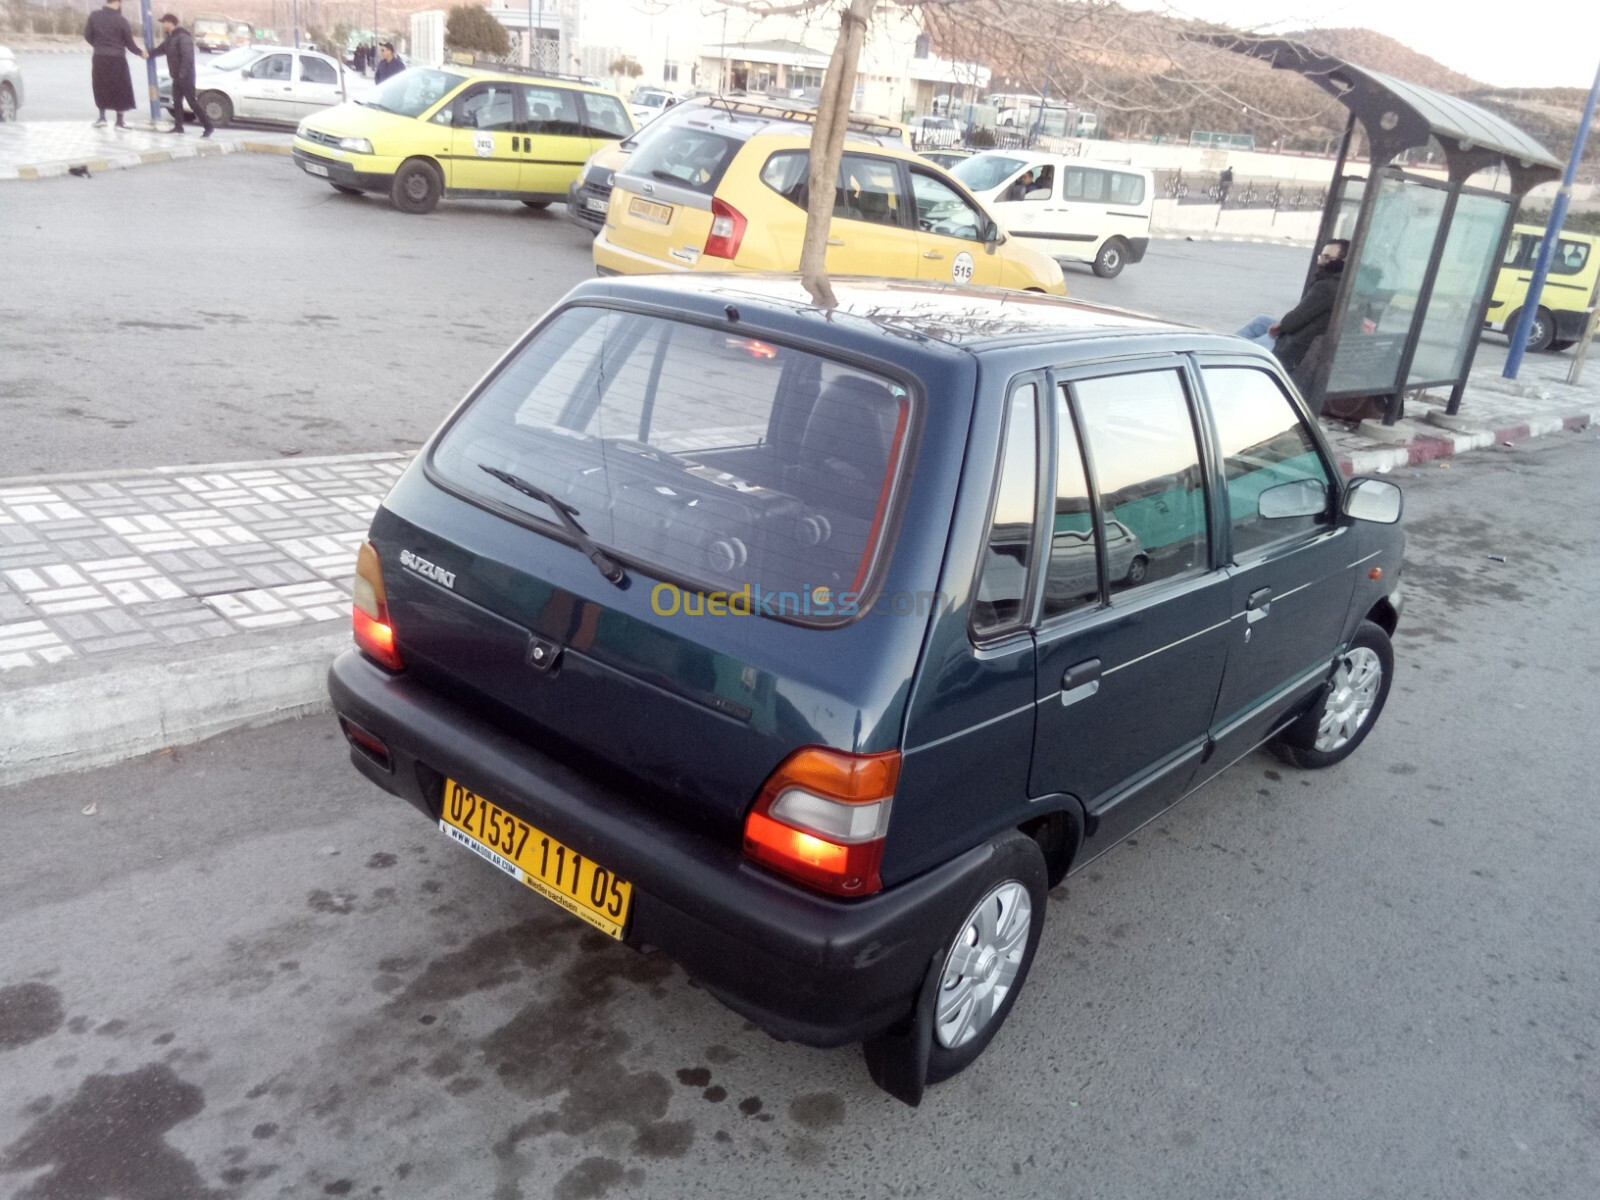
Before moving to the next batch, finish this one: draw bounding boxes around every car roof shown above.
[1512,222,1596,243]
[448,66,618,95]
[577,274,1197,353]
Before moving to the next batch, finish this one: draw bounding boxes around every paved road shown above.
[2,431,1597,1200]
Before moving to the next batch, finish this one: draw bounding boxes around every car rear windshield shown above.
[430,307,914,621]
[364,68,464,118]
[624,127,743,195]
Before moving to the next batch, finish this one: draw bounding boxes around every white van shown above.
[952,151,1153,278]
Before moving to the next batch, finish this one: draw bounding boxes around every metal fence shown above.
[1155,170,1327,212]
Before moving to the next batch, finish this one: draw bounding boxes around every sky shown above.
[1163,0,1600,89]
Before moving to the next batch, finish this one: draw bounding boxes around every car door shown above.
[1030,362,1232,858]
[237,51,295,122]
[292,52,343,118]
[907,166,1003,287]
[755,150,921,278]
[985,158,1058,242]
[1051,165,1109,258]
[518,83,589,197]
[447,81,522,193]
[1196,359,1359,777]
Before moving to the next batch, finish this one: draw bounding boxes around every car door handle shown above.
[923,251,945,260]
[1246,587,1273,623]
[1060,658,1101,707]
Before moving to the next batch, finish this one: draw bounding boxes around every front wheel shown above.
[1092,237,1127,278]
[199,91,232,128]
[1271,620,1394,769]
[1,82,19,123]
[390,159,442,214]
[862,830,1047,1104]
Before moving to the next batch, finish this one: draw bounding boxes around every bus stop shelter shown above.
[1198,36,1563,423]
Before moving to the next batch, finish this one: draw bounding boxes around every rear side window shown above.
[1108,171,1145,206]
[972,384,1038,638]
[627,128,742,194]
[760,151,906,227]
[431,308,912,620]
[581,92,632,139]
[522,85,583,137]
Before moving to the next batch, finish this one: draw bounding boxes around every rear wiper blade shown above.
[477,464,627,587]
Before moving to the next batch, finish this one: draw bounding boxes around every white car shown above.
[159,44,368,128]
[628,87,678,125]
[0,43,22,122]
[951,150,1154,278]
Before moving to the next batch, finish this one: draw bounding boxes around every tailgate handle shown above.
[1246,587,1273,623]
[923,250,945,260]
[1060,658,1101,707]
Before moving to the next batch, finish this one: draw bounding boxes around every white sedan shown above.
[159,45,368,128]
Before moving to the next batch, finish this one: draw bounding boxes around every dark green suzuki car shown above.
[327,275,1404,1104]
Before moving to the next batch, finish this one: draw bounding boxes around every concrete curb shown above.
[1154,232,1318,247]
[1334,408,1596,476]
[0,624,344,788]
[2,136,292,181]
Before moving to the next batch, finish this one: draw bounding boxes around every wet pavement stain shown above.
[309,889,359,916]
[737,1096,763,1116]
[675,1067,712,1087]
[0,983,65,1050]
[0,1062,219,1200]
[367,853,399,869]
[788,1092,846,1128]
[552,1157,644,1200]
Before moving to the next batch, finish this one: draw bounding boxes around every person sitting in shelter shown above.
[1235,239,1350,374]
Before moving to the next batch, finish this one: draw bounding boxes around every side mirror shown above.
[1259,478,1329,519]
[982,218,1001,246]
[1342,477,1403,524]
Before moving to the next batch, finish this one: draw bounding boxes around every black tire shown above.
[521,200,551,209]
[1124,554,1149,585]
[862,830,1047,1104]
[1092,237,1128,278]
[1510,307,1555,353]
[390,159,442,215]
[199,91,232,128]
[1,82,20,123]
[1270,620,1394,769]
[330,183,362,196]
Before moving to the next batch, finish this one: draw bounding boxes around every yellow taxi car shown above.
[592,112,1067,294]
[1485,223,1598,352]
[292,65,635,214]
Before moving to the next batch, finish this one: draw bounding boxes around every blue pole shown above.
[139,0,158,124]
[1504,56,1600,378]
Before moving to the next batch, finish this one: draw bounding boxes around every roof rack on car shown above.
[452,56,602,86]
[700,94,902,138]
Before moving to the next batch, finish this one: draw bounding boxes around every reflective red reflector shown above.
[1369,567,1384,580]
[338,716,392,771]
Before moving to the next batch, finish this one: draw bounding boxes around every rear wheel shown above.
[1123,554,1149,585]
[199,91,232,128]
[1092,237,1128,278]
[1511,307,1555,353]
[0,83,18,123]
[390,159,442,214]
[862,831,1047,1105]
[1271,620,1393,769]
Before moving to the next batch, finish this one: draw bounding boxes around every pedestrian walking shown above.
[373,42,405,85]
[84,0,146,129]
[353,43,367,74]
[1218,165,1234,204]
[148,14,212,137]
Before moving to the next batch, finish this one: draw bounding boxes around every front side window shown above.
[581,92,632,139]
[1072,370,1208,594]
[951,154,1028,194]
[253,53,292,82]
[1203,367,1333,558]
[972,384,1039,637]
[910,170,984,241]
[455,84,517,132]
[431,308,913,619]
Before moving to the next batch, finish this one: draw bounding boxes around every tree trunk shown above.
[798,0,877,309]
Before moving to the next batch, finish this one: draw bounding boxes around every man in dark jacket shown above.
[84,0,146,128]
[374,42,404,84]
[148,14,212,136]
[1236,238,1350,372]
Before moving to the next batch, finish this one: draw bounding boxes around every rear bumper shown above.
[591,227,694,276]
[327,650,990,1046]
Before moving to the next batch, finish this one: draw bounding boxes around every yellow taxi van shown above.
[1485,223,1598,352]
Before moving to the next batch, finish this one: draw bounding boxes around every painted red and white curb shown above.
[1336,411,1595,476]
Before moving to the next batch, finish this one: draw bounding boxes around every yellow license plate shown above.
[440,779,633,939]
[629,197,673,224]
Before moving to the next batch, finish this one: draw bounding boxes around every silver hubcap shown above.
[935,880,1032,1050]
[1103,249,1120,269]
[1314,646,1382,752]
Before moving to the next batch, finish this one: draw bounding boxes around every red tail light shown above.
[743,747,900,896]
[704,197,747,260]
[352,541,404,671]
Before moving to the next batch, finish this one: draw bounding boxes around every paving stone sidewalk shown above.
[0,454,405,671]
[0,118,292,180]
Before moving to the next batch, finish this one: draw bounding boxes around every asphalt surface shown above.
[2,429,1597,1199]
